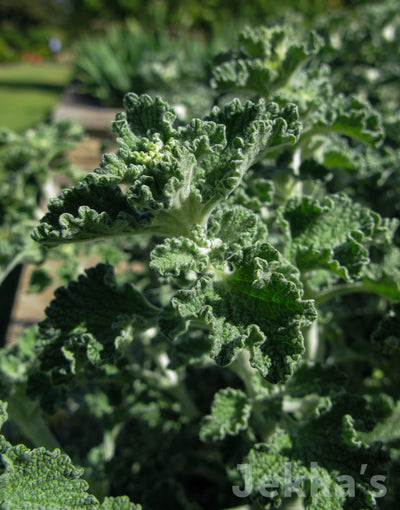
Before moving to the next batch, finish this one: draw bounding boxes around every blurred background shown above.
[0,0,368,132]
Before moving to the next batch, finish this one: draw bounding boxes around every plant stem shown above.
[303,320,323,362]
[155,352,200,419]
[291,147,303,198]
[169,383,200,419]
[314,281,373,306]
[231,351,276,443]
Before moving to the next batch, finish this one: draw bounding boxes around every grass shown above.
[0,62,72,132]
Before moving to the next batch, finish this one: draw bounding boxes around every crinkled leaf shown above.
[0,120,83,179]
[273,63,333,116]
[150,237,209,276]
[207,203,268,252]
[302,135,366,172]
[361,248,400,302]
[37,263,159,381]
[305,94,384,148]
[0,401,98,509]
[0,403,138,509]
[0,121,83,283]
[279,193,399,286]
[237,428,345,509]
[210,24,383,150]
[275,69,384,148]
[290,393,390,508]
[211,26,322,96]
[236,394,390,509]
[31,183,149,245]
[358,400,400,449]
[33,94,301,246]
[0,326,38,399]
[0,446,99,509]
[150,204,268,278]
[200,387,251,441]
[172,242,316,383]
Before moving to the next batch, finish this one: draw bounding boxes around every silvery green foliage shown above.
[200,387,251,441]
[0,401,141,509]
[210,23,385,178]
[0,120,84,285]
[33,93,301,244]
[210,25,322,95]
[1,8,400,509]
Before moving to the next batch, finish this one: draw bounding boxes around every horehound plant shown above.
[0,20,399,510]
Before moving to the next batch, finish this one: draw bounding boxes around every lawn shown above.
[0,62,72,132]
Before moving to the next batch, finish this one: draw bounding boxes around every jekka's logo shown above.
[232,462,387,500]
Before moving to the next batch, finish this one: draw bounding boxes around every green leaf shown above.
[32,183,148,245]
[33,94,301,246]
[100,496,142,510]
[0,446,99,509]
[0,120,83,179]
[237,428,345,509]
[358,400,400,449]
[0,121,83,283]
[285,362,349,398]
[0,326,38,399]
[235,393,390,509]
[36,263,159,381]
[150,204,268,278]
[0,401,98,509]
[0,402,7,429]
[279,193,400,286]
[211,26,322,96]
[290,393,390,508]
[0,401,139,509]
[207,203,268,252]
[305,94,384,148]
[150,237,209,276]
[301,135,366,171]
[200,387,251,441]
[166,328,212,369]
[172,242,316,383]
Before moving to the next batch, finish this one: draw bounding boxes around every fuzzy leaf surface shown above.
[236,393,390,509]
[211,25,322,95]
[33,94,301,246]
[200,387,251,441]
[279,193,400,295]
[238,429,345,509]
[289,393,390,508]
[151,204,268,278]
[37,263,159,381]
[171,242,316,383]
[305,94,384,148]
[0,402,98,509]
